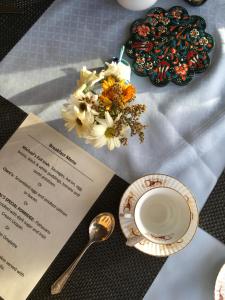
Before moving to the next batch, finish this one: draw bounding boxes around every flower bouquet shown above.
[62,59,146,151]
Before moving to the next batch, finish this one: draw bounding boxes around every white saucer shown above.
[119,174,199,257]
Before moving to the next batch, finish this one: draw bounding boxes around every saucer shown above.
[215,264,225,300]
[119,174,198,256]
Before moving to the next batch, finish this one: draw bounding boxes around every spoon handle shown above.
[51,241,93,295]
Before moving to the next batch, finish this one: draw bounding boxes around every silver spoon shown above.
[51,212,115,295]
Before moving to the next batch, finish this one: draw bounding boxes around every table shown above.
[1,0,225,299]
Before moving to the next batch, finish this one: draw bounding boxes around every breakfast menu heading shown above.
[0,114,114,300]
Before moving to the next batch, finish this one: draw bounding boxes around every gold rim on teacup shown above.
[119,174,199,257]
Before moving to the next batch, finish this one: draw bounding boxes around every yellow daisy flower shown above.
[99,76,136,108]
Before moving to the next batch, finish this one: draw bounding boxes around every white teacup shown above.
[134,187,191,244]
[117,0,158,11]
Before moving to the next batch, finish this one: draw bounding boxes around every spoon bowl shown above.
[89,212,115,242]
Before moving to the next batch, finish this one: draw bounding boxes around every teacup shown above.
[119,174,199,256]
[134,187,191,244]
[117,0,158,11]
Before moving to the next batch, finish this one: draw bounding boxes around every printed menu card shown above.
[0,113,114,300]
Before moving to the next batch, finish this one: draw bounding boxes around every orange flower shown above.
[99,76,136,108]
[99,95,112,110]
[102,76,116,91]
[123,84,136,103]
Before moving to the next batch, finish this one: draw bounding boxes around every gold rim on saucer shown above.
[215,263,225,300]
[119,174,199,257]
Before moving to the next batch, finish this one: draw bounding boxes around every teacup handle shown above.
[121,212,133,219]
[126,235,144,247]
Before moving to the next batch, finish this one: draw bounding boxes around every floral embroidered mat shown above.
[125,6,214,86]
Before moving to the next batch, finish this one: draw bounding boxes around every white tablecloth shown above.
[0,0,225,298]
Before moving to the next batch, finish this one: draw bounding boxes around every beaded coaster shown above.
[125,6,214,86]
